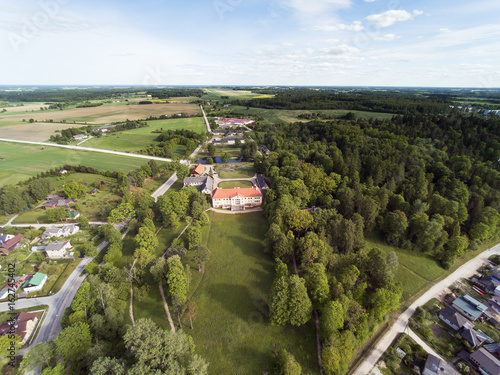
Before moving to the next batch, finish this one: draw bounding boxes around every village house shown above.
[41,224,79,240]
[191,164,205,177]
[0,234,24,255]
[212,186,263,211]
[22,272,48,293]
[0,233,15,246]
[45,240,72,258]
[439,306,474,331]
[422,354,458,375]
[44,195,74,210]
[452,295,488,321]
[459,328,490,348]
[470,348,500,375]
[477,276,500,295]
[183,176,213,195]
[0,311,39,345]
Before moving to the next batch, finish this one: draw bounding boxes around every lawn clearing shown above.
[0,141,147,187]
[216,163,255,179]
[217,180,254,189]
[188,212,318,374]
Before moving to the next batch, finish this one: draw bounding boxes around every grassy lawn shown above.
[217,180,254,189]
[146,117,206,133]
[0,141,147,187]
[46,258,82,294]
[188,212,318,374]
[216,163,256,179]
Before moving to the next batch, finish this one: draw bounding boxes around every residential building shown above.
[212,186,263,211]
[0,233,15,246]
[460,328,488,348]
[183,176,213,195]
[453,295,488,321]
[44,195,74,210]
[256,174,269,190]
[45,240,72,258]
[0,311,39,345]
[41,224,79,240]
[422,354,458,375]
[439,307,474,331]
[477,276,500,294]
[0,234,24,255]
[22,273,48,293]
[191,164,204,177]
[470,348,500,375]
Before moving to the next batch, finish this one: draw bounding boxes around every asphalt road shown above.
[151,172,177,202]
[353,242,500,375]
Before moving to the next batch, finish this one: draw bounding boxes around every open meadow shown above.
[0,102,201,125]
[0,141,147,186]
[188,212,318,374]
[0,122,86,141]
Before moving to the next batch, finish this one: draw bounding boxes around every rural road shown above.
[353,243,500,375]
[200,105,212,133]
[0,138,189,165]
[151,172,178,202]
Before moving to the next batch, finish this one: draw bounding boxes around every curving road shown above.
[353,242,500,375]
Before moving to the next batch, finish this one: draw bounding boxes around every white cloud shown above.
[281,0,351,16]
[373,33,398,41]
[365,9,421,28]
[313,21,363,32]
[364,0,376,2]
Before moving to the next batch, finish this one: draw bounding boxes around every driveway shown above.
[354,243,500,375]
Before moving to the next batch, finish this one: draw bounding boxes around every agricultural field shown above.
[189,212,318,374]
[78,117,205,154]
[0,122,85,141]
[0,142,147,187]
[202,89,273,102]
[0,102,201,125]
[217,105,394,124]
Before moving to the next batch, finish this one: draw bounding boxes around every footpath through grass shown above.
[189,212,318,374]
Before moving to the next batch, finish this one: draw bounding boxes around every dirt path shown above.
[353,243,500,375]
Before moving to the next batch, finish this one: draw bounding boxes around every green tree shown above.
[71,281,93,320]
[275,349,302,375]
[166,255,188,305]
[321,300,344,339]
[81,243,98,258]
[193,244,210,272]
[64,181,87,199]
[46,207,67,222]
[55,321,92,362]
[29,178,52,201]
[90,357,126,375]
[288,275,312,326]
[306,263,330,305]
[269,276,290,326]
[286,209,313,234]
[78,215,89,228]
[186,225,202,250]
[41,363,65,375]
[135,226,159,251]
[20,341,57,372]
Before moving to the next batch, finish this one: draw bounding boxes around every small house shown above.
[470,348,500,375]
[439,307,473,331]
[452,295,488,321]
[0,311,39,345]
[45,240,72,258]
[0,234,24,255]
[22,273,48,293]
[191,164,205,177]
[422,353,458,375]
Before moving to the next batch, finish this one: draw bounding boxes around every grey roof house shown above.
[439,306,473,331]
[470,348,500,375]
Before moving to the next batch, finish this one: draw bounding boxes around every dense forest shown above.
[250,110,500,374]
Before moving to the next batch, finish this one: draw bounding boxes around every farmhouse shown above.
[470,348,500,375]
[439,306,473,331]
[452,295,488,321]
[22,272,48,293]
[191,164,205,177]
[212,186,263,211]
[183,176,213,195]
[45,240,72,258]
[0,311,39,345]
[44,195,74,210]
[0,233,15,246]
[0,234,24,255]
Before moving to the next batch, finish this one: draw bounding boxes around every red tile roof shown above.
[1,234,24,249]
[191,164,204,176]
[212,186,262,199]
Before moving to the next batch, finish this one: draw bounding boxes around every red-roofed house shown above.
[0,311,39,345]
[0,234,24,255]
[191,164,205,177]
[212,186,263,211]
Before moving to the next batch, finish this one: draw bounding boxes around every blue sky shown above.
[0,0,499,87]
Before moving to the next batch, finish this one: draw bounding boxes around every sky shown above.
[0,0,499,87]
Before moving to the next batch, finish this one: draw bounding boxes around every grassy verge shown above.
[217,180,254,189]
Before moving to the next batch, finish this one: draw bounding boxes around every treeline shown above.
[254,110,500,373]
[76,102,104,108]
[145,88,204,99]
[234,88,451,115]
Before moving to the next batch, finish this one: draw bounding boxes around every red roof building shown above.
[0,234,24,255]
[0,311,39,345]
[191,164,205,177]
[212,186,263,211]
